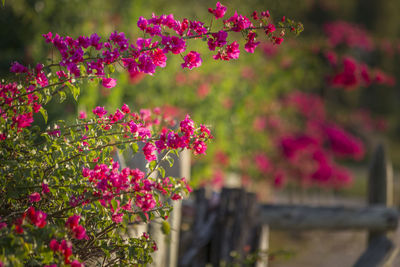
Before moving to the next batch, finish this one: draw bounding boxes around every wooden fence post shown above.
[354,143,397,267]
[167,149,191,267]
[256,225,269,267]
[209,188,261,266]
[117,143,191,267]
[179,188,217,267]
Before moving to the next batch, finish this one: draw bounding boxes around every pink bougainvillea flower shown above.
[244,32,260,53]
[111,109,125,122]
[226,41,240,59]
[193,139,207,155]
[136,193,156,212]
[171,193,182,200]
[70,260,84,267]
[161,35,186,55]
[121,103,130,114]
[49,239,59,252]
[330,56,359,88]
[10,61,28,73]
[323,124,365,160]
[224,11,253,32]
[72,225,88,240]
[60,240,73,263]
[254,153,271,173]
[181,51,202,70]
[323,21,373,51]
[207,30,228,50]
[273,171,286,189]
[325,51,338,66]
[180,114,195,136]
[265,24,276,35]
[92,106,107,118]
[101,78,117,88]
[29,192,41,203]
[261,10,270,18]
[65,214,81,230]
[208,2,227,19]
[273,36,284,45]
[56,70,68,79]
[112,213,124,223]
[280,135,318,159]
[26,207,47,228]
[78,111,87,119]
[35,63,48,87]
[42,183,50,194]
[143,142,157,161]
[150,48,167,68]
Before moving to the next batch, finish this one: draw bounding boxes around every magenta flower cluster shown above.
[1,2,299,144]
[324,21,373,51]
[65,215,88,240]
[82,160,192,223]
[327,55,395,89]
[0,82,41,134]
[276,91,365,187]
[215,90,367,189]
[49,239,83,266]
[8,1,293,83]
[13,206,47,234]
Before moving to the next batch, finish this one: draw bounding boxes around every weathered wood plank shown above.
[259,205,398,231]
[209,188,261,266]
[353,143,398,267]
[167,149,191,267]
[353,235,396,267]
[256,225,269,267]
[368,143,393,206]
[179,188,218,267]
[367,143,394,242]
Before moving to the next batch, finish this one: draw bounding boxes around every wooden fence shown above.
[177,143,399,267]
[119,143,399,266]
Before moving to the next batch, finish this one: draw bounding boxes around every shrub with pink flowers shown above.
[0,2,302,266]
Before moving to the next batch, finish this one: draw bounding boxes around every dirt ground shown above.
[269,230,367,267]
[266,192,400,267]
[269,223,400,267]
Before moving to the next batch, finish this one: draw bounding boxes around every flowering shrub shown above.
[0,2,302,266]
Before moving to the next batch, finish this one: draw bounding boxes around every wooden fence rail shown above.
[259,204,398,231]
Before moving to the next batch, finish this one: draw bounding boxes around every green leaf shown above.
[117,143,127,150]
[43,90,52,104]
[111,199,118,211]
[131,143,138,154]
[172,149,179,157]
[39,107,48,124]
[2,0,5,7]
[158,166,165,178]
[149,160,157,171]
[166,156,174,167]
[161,221,170,235]
[108,64,115,74]
[58,90,66,103]
[66,81,80,101]
[138,212,148,223]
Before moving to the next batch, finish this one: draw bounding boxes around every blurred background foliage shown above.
[1,0,400,199]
